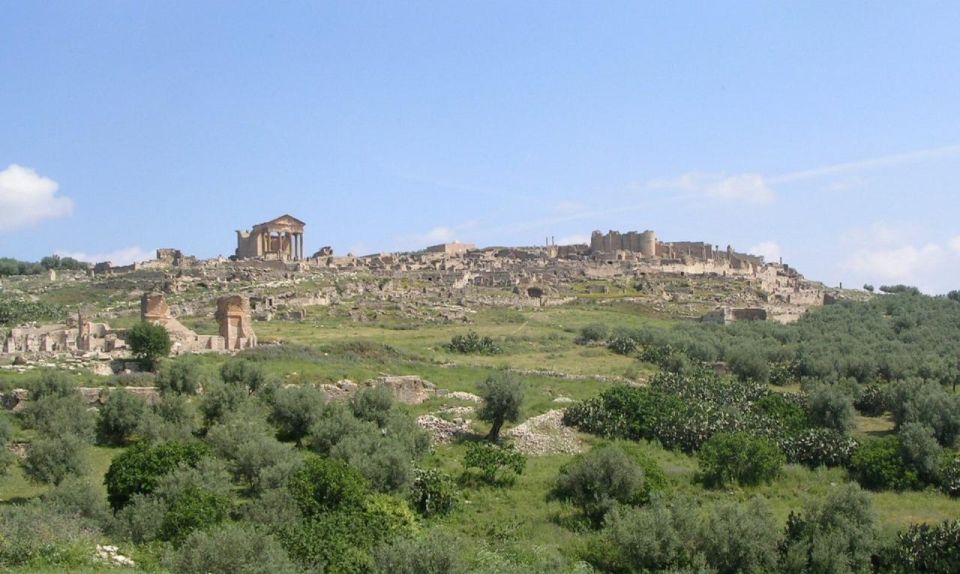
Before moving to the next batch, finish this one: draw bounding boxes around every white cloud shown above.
[748,241,782,262]
[844,244,945,280]
[647,172,774,204]
[55,246,153,266]
[643,143,960,208]
[837,223,960,292]
[949,236,960,254]
[0,164,74,232]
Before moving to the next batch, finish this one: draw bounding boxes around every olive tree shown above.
[477,372,524,442]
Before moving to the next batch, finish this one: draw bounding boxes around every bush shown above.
[155,358,204,395]
[698,497,780,574]
[550,445,661,526]
[96,388,146,445]
[780,483,877,574]
[607,336,638,356]
[855,383,888,416]
[220,358,268,394]
[462,442,526,486]
[576,323,609,345]
[199,379,250,426]
[409,468,458,517]
[848,436,918,491]
[158,487,231,545]
[127,321,172,369]
[166,523,299,574]
[104,441,210,510]
[446,331,502,355]
[0,501,100,568]
[880,519,960,574]
[23,434,87,485]
[351,385,395,427]
[270,384,327,444]
[28,370,75,400]
[109,494,167,544]
[373,531,465,574]
[0,416,15,476]
[807,384,856,433]
[288,455,369,517]
[477,372,524,442]
[899,422,943,483]
[697,432,784,487]
[42,477,111,529]
[21,393,95,442]
[888,380,960,446]
[787,428,859,468]
[727,348,769,383]
[940,454,960,497]
[593,496,700,573]
[137,393,197,443]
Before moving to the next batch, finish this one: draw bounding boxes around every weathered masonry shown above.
[235,214,306,261]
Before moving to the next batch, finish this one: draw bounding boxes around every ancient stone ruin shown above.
[215,295,257,350]
[236,214,306,261]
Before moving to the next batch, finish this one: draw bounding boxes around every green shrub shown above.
[477,372,524,442]
[220,358,268,394]
[592,496,700,573]
[848,436,918,491]
[373,531,465,574]
[0,416,15,476]
[755,393,810,434]
[23,434,87,485]
[155,358,204,395]
[109,494,167,544]
[576,323,609,345]
[462,442,526,486]
[127,321,172,369]
[787,428,859,468]
[409,468,459,517]
[167,522,299,574]
[880,519,960,574]
[42,477,111,530]
[550,445,662,526]
[104,440,210,510]
[855,383,888,416]
[0,501,100,568]
[940,453,960,497]
[446,331,502,355]
[697,432,784,487]
[270,384,327,443]
[698,497,780,574]
[727,348,769,382]
[288,455,369,517]
[351,385,395,427]
[21,393,95,442]
[96,388,147,445]
[899,422,943,483]
[780,483,877,574]
[199,379,250,426]
[888,380,960,446]
[158,487,231,545]
[607,336,638,356]
[28,370,75,400]
[807,384,856,433]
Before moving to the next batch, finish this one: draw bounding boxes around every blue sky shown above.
[2,2,960,292]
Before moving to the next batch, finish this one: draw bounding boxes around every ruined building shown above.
[141,293,256,353]
[590,229,657,257]
[215,295,257,350]
[235,215,306,261]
